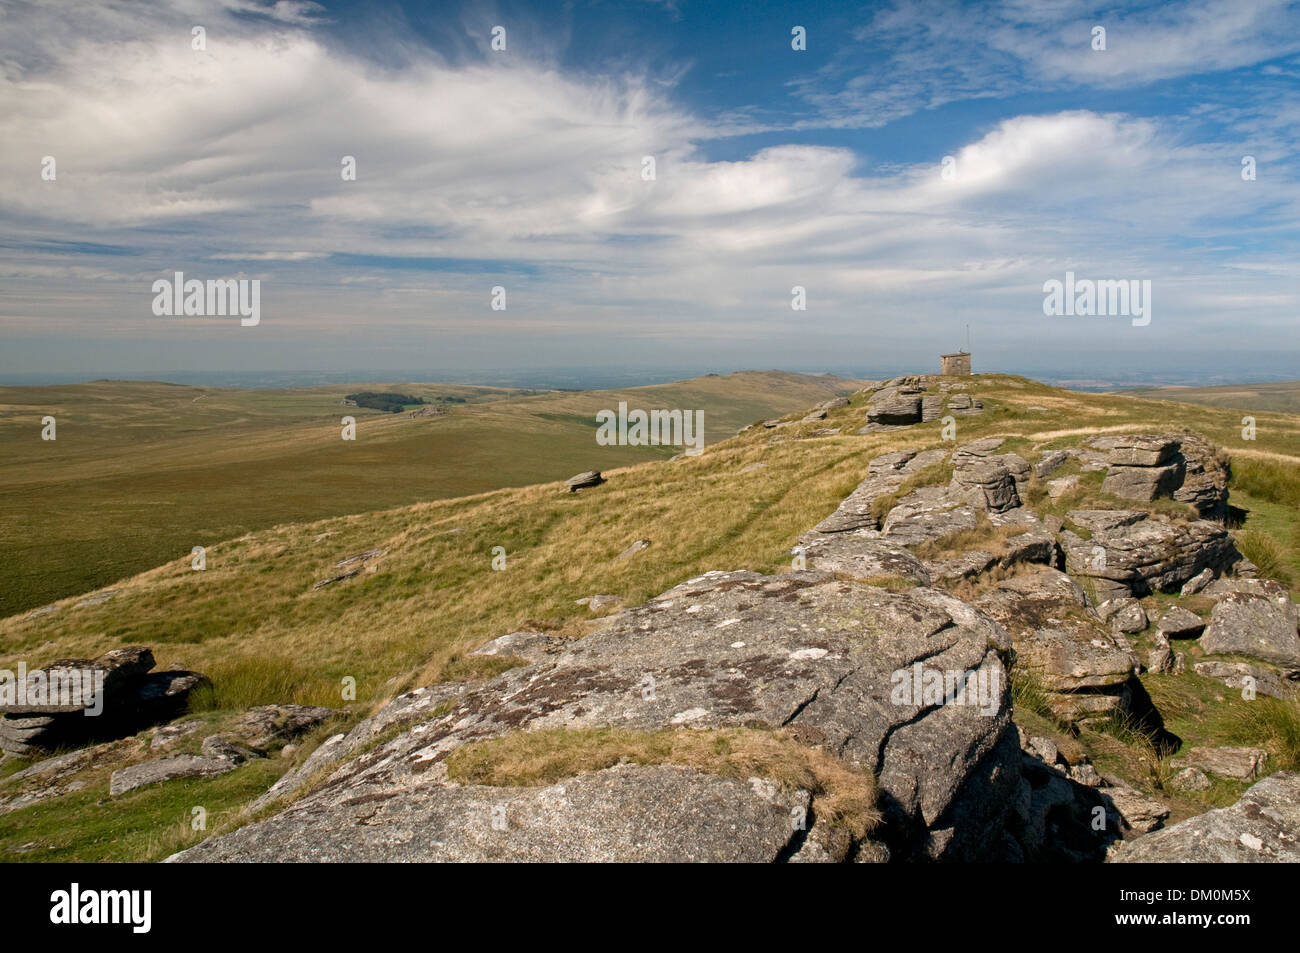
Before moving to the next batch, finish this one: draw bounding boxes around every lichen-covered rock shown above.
[977,569,1136,724]
[1062,511,1238,601]
[1111,773,1300,862]
[176,570,1018,863]
[1200,584,1300,667]
[182,764,816,863]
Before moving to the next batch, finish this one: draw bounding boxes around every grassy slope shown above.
[1122,380,1300,415]
[0,371,859,618]
[1,373,1298,860]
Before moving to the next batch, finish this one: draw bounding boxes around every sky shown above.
[1,0,1298,386]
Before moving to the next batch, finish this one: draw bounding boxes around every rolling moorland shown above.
[1,372,1299,861]
[0,370,860,620]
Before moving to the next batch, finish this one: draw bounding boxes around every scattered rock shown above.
[1111,772,1300,862]
[1200,585,1300,667]
[0,647,208,756]
[1170,767,1212,792]
[563,471,605,492]
[1172,746,1268,781]
[1147,634,1174,674]
[1193,661,1296,699]
[110,754,240,797]
[223,705,341,750]
[616,539,651,561]
[1156,606,1206,639]
[1181,568,1215,596]
[1102,787,1170,834]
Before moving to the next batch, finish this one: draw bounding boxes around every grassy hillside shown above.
[2,372,1299,860]
[0,371,859,618]
[1122,380,1300,415]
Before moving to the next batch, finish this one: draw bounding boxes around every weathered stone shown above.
[1200,586,1300,667]
[1170,767,1212,792]
[1172,746,1268,781]
[1157,606,1206,639]
[1105,436,1179,467]
[471,631,565,664]
[151,719,202,750]
[950,462,1020,513]
[0,647,208,753]
[1111,773,1300,862]
[881,491,980,546]
[110,754,240,796]
[1193,661,1297,699]
[867,396,922,425]
[1181,567,1215,595]
[1035,450,1070,479]
[924,550,997,583]
[1062,513,1238,600]
[224,705,341,750]
[1112,601,1147,634]
[181,570,1019,862]
[179,764,812,863]
[1047,476,1078,499]
[200,734,262,764]
[616,538,651,561]
[1102,460,1185,502]
[563,471,605,492]
[1147,634,1174,674]
[950,437,1005,465]
[799,532,932,585]
[976,569,1135,724]
[1103,787,1170,834]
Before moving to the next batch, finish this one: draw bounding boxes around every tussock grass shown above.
[1235,530,1294,585]
[1219,696,1300,772]
[1011,667,1063,727]
[187,655,343,711]
[445,726,880,838]
[1232,457,1300,508]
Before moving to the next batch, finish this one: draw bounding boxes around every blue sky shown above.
[1,0,1298,385]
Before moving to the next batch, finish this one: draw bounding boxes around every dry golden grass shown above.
[444,726,881,838]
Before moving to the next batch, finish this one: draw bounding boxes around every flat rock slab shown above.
[180,570,1018,862]
[1193,661,1296,699]
[1157,606,1206,639]
[1172,746,1268,781]
[1200,588,1300,667]
[1111,772,1300,862]
[110,754,240,796]
[224,705,341,749]
[800,533,932,585]
[174,764,809,863]
[563,471,605,492]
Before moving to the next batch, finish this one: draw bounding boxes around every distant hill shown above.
[0,370,863,617]
[1120,381,1300,415]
